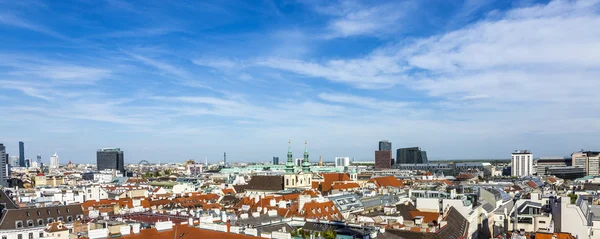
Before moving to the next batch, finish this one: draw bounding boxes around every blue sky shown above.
[1,0,600,164]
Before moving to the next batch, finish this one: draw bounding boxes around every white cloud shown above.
[315,0,411,38]
[318,93,409,109]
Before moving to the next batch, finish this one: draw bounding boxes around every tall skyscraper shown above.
[335,157,350,167]
[273,157,279,165]
[50,153,60,169]
[8,156,18,167]
[97,148,125,172]
[0,144,8,186]
[396,147,428,164]
[379,140,392,151]
[375,150,392,169]
[18,141,24,167]
[511,150,533,177]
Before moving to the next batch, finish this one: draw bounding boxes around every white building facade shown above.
[50,153,60,169]
[335,157,350,167]
[511,150,533,177]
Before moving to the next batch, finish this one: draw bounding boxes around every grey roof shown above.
[303,222,334,232]
[360,195,397,209]
[329,194,364,212]
[517,201,542,214]
[482,203,495,213]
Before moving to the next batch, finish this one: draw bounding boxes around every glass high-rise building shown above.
[273,157,279,165]
[97,148,125,172]
[0,144,7,186]
[396,147,428,164]
[18,141,24,167]
[379,140,392,151]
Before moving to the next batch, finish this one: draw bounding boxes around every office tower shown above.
[97,148,125,172]
[273,157,279,165]
[8,156,18,167]
[223,152,227,166]
[396,147,428,164]
[335,157,350,167]
[379,140,392,151]
[511,150,533,177]
[24,159,30,168]
[50,153,60,169]
[18,141,24,167]
[375,150,392,169]
[0,144,7,186]
[572,150,600,176]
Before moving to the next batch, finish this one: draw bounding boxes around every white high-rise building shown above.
[50,153,60,169]
[335,157,350,167]
[511,150,533,177]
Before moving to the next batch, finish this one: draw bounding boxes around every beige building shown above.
[44,222,70,239]
[572,151,600,176]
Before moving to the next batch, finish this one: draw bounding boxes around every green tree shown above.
[323,229,336,239]
[568,193,578,204]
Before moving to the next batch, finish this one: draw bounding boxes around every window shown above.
[57,217,63,222]
[2,236,6,239]
[26,212,30,217]
[47,210,51,215]
[56,209,60,214]
[38,219,44,226]
[66,208,70,213]
[16,221,23,228]
[18,234,22,239]
[47,218,54,224]
[28,233,33,239]
[539,220,546,224]
[67,216,73,222]
[27,220,33,227]
[39,232,43,238]
[37,211,40,216]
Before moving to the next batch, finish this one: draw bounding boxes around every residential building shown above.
[96,148,125,173]
[0,143,7,187]
[335,157,350,167]
[375,150,392,169]
[396,147,428,164]
[379,140,392,151]
[19,141,24,167]
[572,150,600,176]
[0,204,84,239]
[511,150,533,177]
[50,153,60,169]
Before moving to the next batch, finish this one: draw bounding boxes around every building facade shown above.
[272,157,279,165]
[536,157,570,176]
[379,140,392,151]
[572,151,600,176]
[19,141,24,167]
[96,148,125,172]
[396,147,428,164]
[335,157,350,167]
[511,150,533,177]
[50,153,60,169]
[375,150,392,169]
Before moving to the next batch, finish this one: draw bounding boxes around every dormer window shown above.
[15,221,23,228]
[37,211,41,216]
[27,220,33,227]
[38,219,44,226]
[47,210,51,215]
[66,208,70,213]
[26,212,30,217]
[47,218,54,224]
[57,209,60,214]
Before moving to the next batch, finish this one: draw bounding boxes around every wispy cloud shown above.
[313,0,414,38]
[319,93,410,110]
[0,13,69,40]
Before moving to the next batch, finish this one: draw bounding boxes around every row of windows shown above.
[25,208,71,217]
[15,215,79,228]
[2,232,42,239]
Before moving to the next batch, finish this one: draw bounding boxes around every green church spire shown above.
[285,139,295,173]
[302,140,310,173]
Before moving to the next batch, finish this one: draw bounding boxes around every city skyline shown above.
[1,0,600,163]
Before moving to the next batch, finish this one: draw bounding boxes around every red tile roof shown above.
[331,182,360,190]
[119,224,250,239]
[299,200,343,221]
[368,176,404,188]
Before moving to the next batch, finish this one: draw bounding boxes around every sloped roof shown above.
[368,176,404,188]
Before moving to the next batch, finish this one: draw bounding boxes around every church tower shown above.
[302,140,310,173]
[285,139,295,173]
